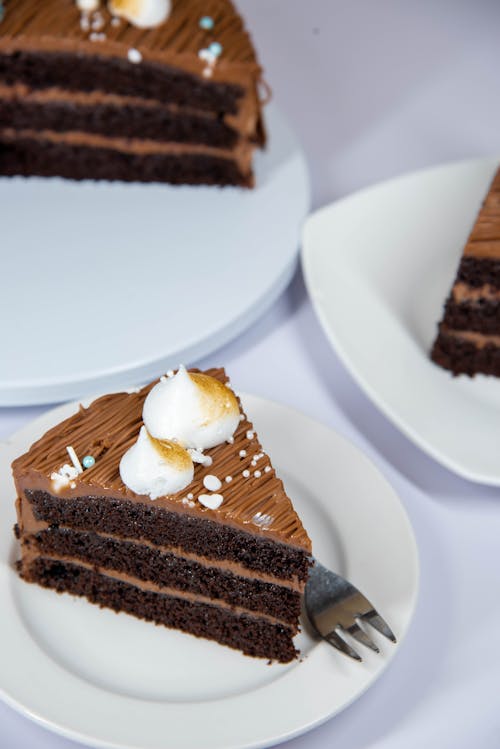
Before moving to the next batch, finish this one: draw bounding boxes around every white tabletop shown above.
[2,1,500,747]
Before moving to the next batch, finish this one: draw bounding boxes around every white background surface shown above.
[1,1,500,747]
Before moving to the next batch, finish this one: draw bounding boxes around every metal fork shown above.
[304,560,396,661]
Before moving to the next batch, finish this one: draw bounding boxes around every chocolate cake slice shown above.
[12,368,312,663]
[431,167,500,376]
[0,0,266,187]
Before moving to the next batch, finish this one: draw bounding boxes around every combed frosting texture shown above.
[107,0,172,29]
[119,426,193,498]
[143,365,240,450]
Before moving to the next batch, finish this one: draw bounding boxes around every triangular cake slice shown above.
[431,167,500,376]
[12,368,312,663]
[0,0,265,187]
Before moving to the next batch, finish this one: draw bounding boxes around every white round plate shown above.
[0,104,310,406]
[302,157,500,485]
[0,394,418,749]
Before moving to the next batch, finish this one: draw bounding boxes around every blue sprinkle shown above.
[208,41,222,57]
[82,455,95,469]
[199,16,214,31]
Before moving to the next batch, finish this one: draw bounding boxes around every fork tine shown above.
[344,622,380,653]
[362,610,397,643]
[324,630,362,661]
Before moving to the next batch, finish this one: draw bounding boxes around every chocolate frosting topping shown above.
[0,0,262,81]
[12,369,312,552]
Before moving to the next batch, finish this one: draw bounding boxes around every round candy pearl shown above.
[209,41,222,57]
[82,455,95,469]
[199,16,214,30]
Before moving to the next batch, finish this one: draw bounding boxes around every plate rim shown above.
[0,393,419,749]
[301,156,500,486]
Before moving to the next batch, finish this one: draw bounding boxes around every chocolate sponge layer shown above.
[30,527,301,624]
[0,137,251,187]
[0,51,244,113]
[431,330,500,376]
[21,556,298,663]
[26,490,312,582]
[0,99,239,148]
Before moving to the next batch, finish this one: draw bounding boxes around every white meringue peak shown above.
[143,366,240,451]
[108,0,171,28]
[119,426,193,499]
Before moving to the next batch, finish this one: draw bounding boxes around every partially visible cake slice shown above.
[431,167,500,376]
[0,0,266,187]
[12,368,312,663]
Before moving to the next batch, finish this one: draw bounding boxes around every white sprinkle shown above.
[226,436,234,444]
[198,493,223,510]
[239,414,245,422]
[111,16,120,26]
[181,498,189,505]
[242,469,250,478]
[246,430,254,440]
[89,31,106,41]
[70,481,76,489]
[188,501,195,508]
[91,12,104,30]
[251,460,256,467]
[128,48,142,64]
[203,474,222,492]
[80,15,90,31]
[254,453,263,461]
[166,369,174,378]
[254,470,261,478]
[239,449,247,458]
[225,476,233,483]
[187,493,194,500]
[264,466,271,473]
[202,67,213,79]
[66,446,83,474]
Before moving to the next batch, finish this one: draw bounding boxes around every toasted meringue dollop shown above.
[143,365,240,450]
[119,426,194,498]
[108,0,171,28]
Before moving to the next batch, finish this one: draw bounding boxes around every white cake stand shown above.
[0,104,310,405]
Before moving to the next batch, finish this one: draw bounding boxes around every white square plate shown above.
[302,158,500,485]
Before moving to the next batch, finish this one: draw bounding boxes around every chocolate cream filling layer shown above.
[437,328,500,349]
[0,83,263,145]
[0,128,254,175]
[20,547,297,629]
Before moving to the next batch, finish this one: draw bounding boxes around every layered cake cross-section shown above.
[0,0,266,187]
[12,367,312,663]
[431,166,500,376]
